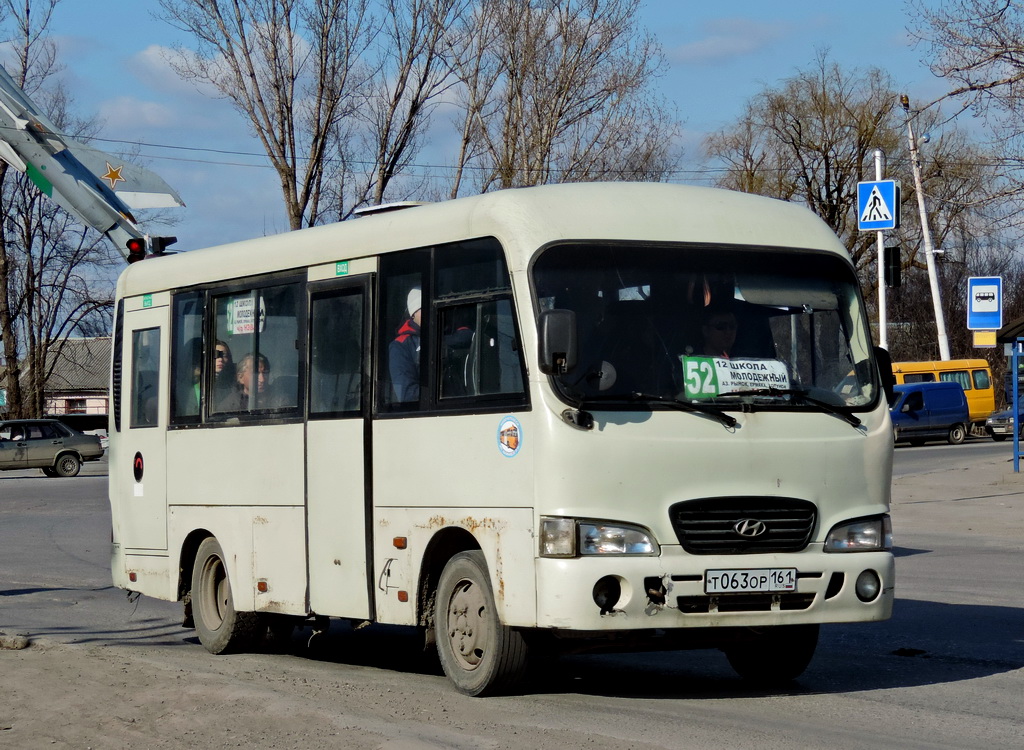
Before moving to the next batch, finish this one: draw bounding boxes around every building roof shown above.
[44,337,111,392]
[997,317,1024,344]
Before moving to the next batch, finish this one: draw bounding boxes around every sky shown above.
[20,0,955,254]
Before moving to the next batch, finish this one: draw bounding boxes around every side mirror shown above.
[538,309,578,375]
[874,346,896,406]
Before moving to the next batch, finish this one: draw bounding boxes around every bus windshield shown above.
[533,243,878,411]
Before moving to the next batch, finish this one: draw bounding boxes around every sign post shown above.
[858,169,900,349]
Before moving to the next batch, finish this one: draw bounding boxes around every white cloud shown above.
[98,96,178,129]
[131,45,223,99]
[669,18,793,64]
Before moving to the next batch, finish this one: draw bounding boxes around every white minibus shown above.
[108,182,895,695]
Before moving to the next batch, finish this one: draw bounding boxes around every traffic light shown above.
[125,237,146,264]
[884,246,901,288]
[124,235,178,263]
[150,235,177,255]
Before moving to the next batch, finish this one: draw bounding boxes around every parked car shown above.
[985,408,1020,441]
[890,382,970,446]
[0,418,105,477]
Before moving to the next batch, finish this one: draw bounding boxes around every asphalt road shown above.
[1,447,1023,749]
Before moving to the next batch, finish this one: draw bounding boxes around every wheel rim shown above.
[58,456,76,474]
[446,577,488,671]
[199,555,228,632]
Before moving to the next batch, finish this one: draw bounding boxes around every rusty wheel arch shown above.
[416,527,481,633]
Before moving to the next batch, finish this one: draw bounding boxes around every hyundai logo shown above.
[733,518,768,538]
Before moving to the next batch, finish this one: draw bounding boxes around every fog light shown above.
[855,570,881,602]
[593,575,622,613]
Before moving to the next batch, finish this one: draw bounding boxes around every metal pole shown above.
[906,110,951,360]
[874,149,887,349]
[1015,341,1021,473]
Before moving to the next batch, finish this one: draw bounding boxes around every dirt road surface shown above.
[3,449,1023,749]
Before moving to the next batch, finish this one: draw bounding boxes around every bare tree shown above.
[158,0,375,229]
[703,52,995,313]
[357,0,466,206]
[448,0,681,194]
[910,1,1024,150]
[0,0,119,418]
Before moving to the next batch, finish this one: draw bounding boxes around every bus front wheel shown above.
[192,537,264,654]
[724,624,819,684]
[435,550,529,696]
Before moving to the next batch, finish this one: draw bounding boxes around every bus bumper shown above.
[532,545,894,632]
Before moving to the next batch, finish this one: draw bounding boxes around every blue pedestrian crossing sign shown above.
[857,180,900,231]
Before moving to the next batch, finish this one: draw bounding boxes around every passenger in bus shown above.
[213,340,236,402]
[219,352,272,411]
[389,287,422,402]
[699,305,738,359]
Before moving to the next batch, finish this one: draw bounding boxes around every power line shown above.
[3,123,1023,180]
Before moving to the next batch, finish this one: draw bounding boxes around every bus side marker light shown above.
[397,591,409,602]
[257,580,268,593]
[393,537,408,549]
[128,572,137,582]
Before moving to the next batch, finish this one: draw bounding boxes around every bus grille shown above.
[677,593,816,613]
[668,497,816,554]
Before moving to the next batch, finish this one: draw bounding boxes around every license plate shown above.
[704,568,797,594]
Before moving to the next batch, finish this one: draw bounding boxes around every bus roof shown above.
[893,360,991,372]
[116,182,851,298]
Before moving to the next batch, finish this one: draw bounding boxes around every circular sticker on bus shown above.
[497,416,522,458]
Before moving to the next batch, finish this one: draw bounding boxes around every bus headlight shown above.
[824,515,893,552]
[540,517,659,557]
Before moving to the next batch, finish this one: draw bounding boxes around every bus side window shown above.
[130,328,160,428]
[170,292,204,423]
[310,289,364,416]
[973,369,991,390]
[211,282,302,416]
[440,299,524,398]
[379,249,430,413]
[939,370,971,390]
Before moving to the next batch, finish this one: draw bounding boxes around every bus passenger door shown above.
[115,300,169,551]
[305,279,372,619]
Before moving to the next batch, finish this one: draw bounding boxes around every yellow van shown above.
[892,359,995,425]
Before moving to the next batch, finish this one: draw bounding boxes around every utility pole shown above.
[901,94,950,361]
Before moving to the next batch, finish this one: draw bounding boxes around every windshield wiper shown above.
[722,387,862,427]
[630,392,738,428]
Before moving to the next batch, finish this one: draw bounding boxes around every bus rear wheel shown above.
[435,550,529,696]
[724,624,819,685]
[192,537,264,654]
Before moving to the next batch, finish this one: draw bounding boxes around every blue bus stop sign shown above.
[857,180,899,231]
[967,276,1002,330]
